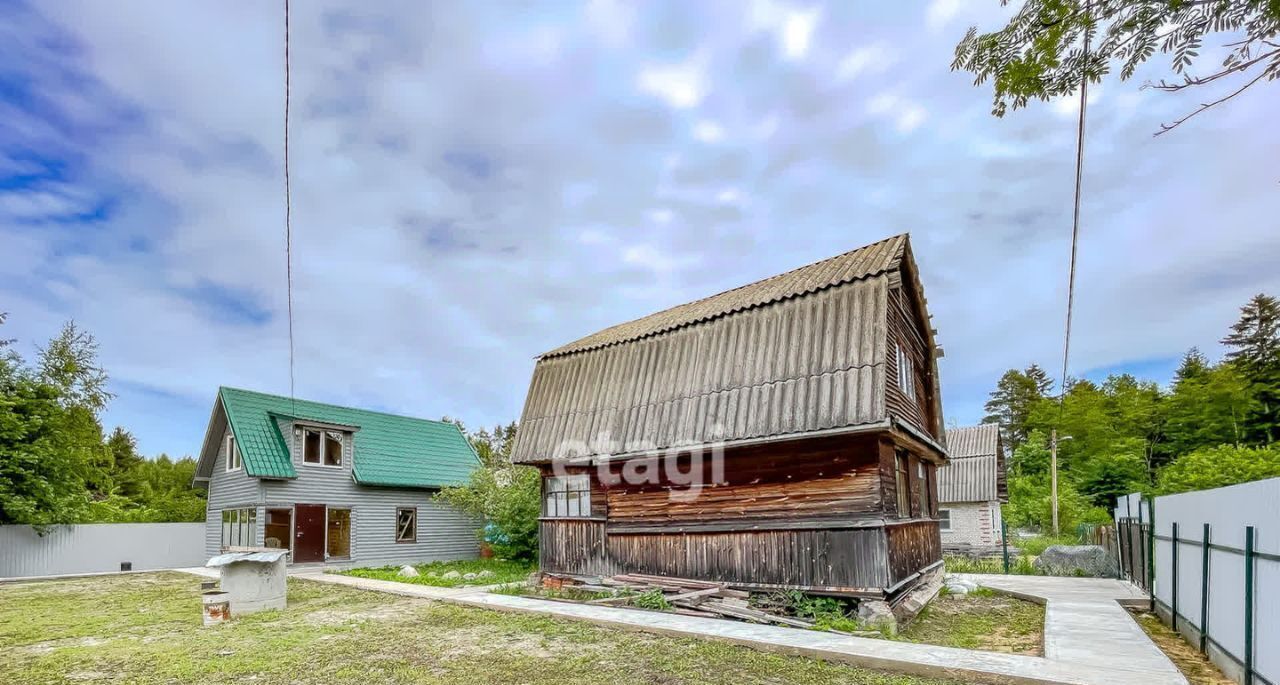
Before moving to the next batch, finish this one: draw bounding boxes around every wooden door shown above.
[293,504,326,563]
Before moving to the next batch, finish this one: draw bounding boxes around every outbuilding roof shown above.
[938,424,1006,503]
[199,387,478,488]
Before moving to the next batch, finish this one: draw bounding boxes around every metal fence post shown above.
[1200,523,1210,654]
[1001,519,1010,574]
[1171,521,1179,632]
[1147,496,1156,611]
[1244,525,1254,685]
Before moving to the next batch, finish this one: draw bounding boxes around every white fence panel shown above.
[1151,477,1279,685]
[0,523,206,578]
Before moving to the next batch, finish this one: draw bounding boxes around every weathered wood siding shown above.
[884,282,940,441]
[886,519,942,587]
[540,520,890,592]
[602,435,884,525]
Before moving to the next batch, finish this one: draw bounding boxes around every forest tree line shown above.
[984,294,1280,533]
[0,314,206,525]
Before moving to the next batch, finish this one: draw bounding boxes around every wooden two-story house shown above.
[512,233,948,600]
[194,387,480,566]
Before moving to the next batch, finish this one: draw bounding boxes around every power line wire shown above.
[1060,6,1090,402]
[284,0,295,413]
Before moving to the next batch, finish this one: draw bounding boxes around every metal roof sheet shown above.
[216,387,479,487]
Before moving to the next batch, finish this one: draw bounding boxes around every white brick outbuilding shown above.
[937,424,1006,547]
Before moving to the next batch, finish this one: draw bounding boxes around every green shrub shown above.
[631,588,672,611]
[436,464,541,561]
[1156,444,1280,495]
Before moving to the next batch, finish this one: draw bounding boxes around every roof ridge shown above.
[541,233,908,358]
[218,386,454,428]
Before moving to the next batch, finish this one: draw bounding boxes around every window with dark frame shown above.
[938,509,952,530]
[395,507,416,543]
[894,452,910,517]
[543,475,591,517]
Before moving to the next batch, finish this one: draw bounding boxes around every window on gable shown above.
[226,435,242,472]
[543,475,591,517]
[896,344,916,401]
[396,507,417,543]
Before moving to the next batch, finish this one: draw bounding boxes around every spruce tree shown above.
[1222,294,1280,444]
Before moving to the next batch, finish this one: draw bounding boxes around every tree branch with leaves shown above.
[953,0,1280,135]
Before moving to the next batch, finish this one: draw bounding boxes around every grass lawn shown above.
[1128,611,1234,685]
[0,572,966,685]
[894,589,1044,655]
[337,558,533,588]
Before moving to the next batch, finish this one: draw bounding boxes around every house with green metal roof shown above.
[194,387,481,566]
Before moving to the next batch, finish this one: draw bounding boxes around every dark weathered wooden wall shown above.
[602,434,884,526]
[541,519,890,592]
[885,519,942,587]
[884,281,940,441]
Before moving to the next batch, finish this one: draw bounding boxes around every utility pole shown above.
[1051,429,1059,536]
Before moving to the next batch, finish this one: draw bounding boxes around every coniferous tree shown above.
[1222,294,1280,444]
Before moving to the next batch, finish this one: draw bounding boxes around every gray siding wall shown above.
[205,423,264,558]
[2,523,206,578]
[206,417,478,565]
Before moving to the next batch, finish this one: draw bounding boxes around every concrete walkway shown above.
[253,570,1185,685]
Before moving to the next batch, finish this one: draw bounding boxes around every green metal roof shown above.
[218,386,479,488]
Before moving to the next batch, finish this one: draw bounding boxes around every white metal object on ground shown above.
[206,548,288,616]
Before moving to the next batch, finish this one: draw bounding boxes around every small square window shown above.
[543,475,591,518]
[396,508,417,543]
[938,509,952,531]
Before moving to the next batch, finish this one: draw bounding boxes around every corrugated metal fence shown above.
[0,523,206,579]
[1117,479,1278,685]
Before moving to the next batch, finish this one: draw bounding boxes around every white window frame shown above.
[543,475,591,518]
[395,507,417,543]
[225,434,242,472]
[298,426,344,468]
[896,343,916,401]
[938,509,952,531]
[220,507,257,550]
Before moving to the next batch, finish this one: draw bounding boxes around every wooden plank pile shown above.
[545,572,868,633]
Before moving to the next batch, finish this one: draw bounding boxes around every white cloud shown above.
[782,9,820,60]
[926,0,960,32]
[836,43,893,81]
[636,59,705,109]
[693,119,726,143]
[585,0,633,46]
[716,187,742,204]
[866,93,927,133]
[1050,85,1102,117]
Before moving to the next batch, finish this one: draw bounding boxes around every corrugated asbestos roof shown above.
[512,235,915,463]
[218,387,478,488]
[542,234,907,358]
[938,455,1000,503]
[937,424,1005,503]
[945,424,1000,458]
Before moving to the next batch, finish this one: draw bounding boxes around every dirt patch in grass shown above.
[895,591,1045,655]
[1129,611,1234,685]
[1,572,966,685]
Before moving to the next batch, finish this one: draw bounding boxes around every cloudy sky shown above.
[2,1,1277,458]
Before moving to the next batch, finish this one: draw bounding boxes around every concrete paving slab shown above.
[263,570,1187,685]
